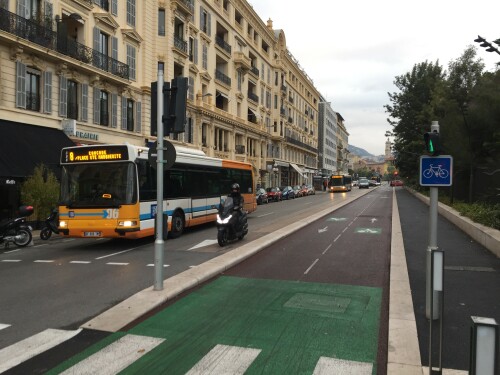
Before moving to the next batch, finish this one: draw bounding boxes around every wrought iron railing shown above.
[215,69,231,86]
[173,35,187,53]
[285,136,317,153]
[0,8,129,80]
[247,92,258,103]
[26,92,40,111]
[250,66,259,76]
[215,35,231,54]
[67,102,78,120]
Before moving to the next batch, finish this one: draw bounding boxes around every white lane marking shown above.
[322,244,332,255]
[313,357,373,375]
[370,218,378,223]
[3,249,20,254]
[186,344,261,375]
[60,334,164,375]
[257,212,274,218]
[0,324,11,331]
[32,244,49,248]
[0,328,82,373]
[188,239,218,250]
[342,227,348,233]
[34,260,55,263]
[146,264,170,267]
[334,234,341,242]
[304,259,319,275]
[95,248,138,260]
[1,259,21,262]
[70,261,91,264]
[318,226,328,233]
[62,239,75,242]
[106,262,129,266]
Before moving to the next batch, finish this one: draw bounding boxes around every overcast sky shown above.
[248,0,500,155]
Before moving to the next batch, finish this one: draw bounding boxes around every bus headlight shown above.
[59,221,67,228]
[118,220,138,227]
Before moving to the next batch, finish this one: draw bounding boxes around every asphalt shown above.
[14,187,500,374]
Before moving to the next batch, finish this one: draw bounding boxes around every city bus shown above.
[328,174,352,192]
[58,144,256,239]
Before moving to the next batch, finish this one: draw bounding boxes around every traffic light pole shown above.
[154,63,165,291]
[426,121,440,319]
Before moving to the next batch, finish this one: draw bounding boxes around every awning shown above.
[216,91,229,100]
[273,160,289,168]
[290,163,305,177]
[0,120,75,178]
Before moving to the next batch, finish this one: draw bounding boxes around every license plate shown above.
[84,231,102,237]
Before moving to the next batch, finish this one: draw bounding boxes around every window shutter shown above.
[81,84,88,121]
[135,102,141,133]
[44,71,52,114]
[93,87,100,124]
[17,0,27,18]
[202,43,207,70]
[194,38,198,65]
[16,61,26,109]
[111,0,117,16]
[207,13,211,36]
[93,27,100,51]
[59,75,67,117]
[111,93,117,128]
[44,1,53,28]
[111,36,118,60]
[188,76,194,101]
[121,96,127,130]
[199,6,203,30]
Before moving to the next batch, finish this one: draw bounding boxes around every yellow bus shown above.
[58,144,256,239]
[328,174,352,192]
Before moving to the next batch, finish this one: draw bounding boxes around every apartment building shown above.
[0,0,321,217]
[336,112,349,174]
[318,98,338,177]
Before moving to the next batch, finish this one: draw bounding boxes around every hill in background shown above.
[348,145,385,162]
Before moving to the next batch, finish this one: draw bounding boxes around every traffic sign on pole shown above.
[419,155,453,186]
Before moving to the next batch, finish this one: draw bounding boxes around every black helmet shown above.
[231,183,240,193]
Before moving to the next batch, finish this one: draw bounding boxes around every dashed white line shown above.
[70,261,91,264]
[322,244,332,255]
[257,212,274,218]
[95,248,138,260]
[146,264,170,267]
[1,259,21,263]
[106,262,129,266]
[334,234,341,242]
[304,259,319,275]
[3,249,20,254]
[0,324,11,331]
[34,260,54,263]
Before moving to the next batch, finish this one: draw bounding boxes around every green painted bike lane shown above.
[48,276,381,374]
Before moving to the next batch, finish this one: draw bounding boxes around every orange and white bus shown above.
[58,144,256,239]
[328,174,352,192]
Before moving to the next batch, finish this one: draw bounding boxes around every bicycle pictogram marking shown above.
[423,164,449,179]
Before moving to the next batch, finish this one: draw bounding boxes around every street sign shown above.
[419,155,453,186]
[148,140,176,170]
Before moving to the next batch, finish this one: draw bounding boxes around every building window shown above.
[202,43,208,70]
[126,44,136,80]
[26,68,40,112]
[67,80,78,120]
[158,9,165,36]
[189,37,194,62]
[126,99,134,131]
[126,0,136,27]
[99,90,109,126]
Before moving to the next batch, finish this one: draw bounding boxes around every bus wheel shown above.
[169,211,185,239]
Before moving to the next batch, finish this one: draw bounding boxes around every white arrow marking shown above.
[189,239,218,250]
[370,218,377,223]
[318,227,328,233]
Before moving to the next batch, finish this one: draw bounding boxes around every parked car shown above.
[280,186,296,200]
[390,179,404,187]
[305,184,315,195]
[359,178,370,189]
[299,185,309,196]
[266,187,282,202]
[369,179,381,187]
[255,188,269,205]
[292,185,304,197]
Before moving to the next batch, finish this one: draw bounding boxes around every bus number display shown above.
[61,146,129,163]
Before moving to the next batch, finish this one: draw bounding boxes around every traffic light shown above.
[150,77,188,136]
[424,131,441,156]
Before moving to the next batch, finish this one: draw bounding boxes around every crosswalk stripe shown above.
[186,344,261,375]
[312,357,373,375]
[0,328,82,373]
[60,334,164,374]
[0,324,11,331]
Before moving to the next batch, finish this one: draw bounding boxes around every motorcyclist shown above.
[229,183,244,232]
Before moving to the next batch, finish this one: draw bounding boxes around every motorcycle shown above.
[40,208,59,240]
[0,205,34,248]
[216,196,248,247]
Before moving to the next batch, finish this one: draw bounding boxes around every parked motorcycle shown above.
[216,196,248,246]
[0,205,34,248]
[40,208,59,240]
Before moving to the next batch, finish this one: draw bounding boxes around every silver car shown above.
[359,178,370,189]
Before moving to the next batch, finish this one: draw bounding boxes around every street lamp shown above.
[474,35,500,56]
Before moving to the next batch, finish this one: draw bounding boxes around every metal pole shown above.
[154,63,165,291]
[426,121,440,319]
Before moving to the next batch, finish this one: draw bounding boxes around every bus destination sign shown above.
[61,145,129,163]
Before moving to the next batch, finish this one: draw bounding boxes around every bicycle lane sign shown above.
[419,155,453,186]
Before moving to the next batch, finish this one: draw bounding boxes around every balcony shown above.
[173,35,188,54]
[233,51,251,71]
[215,35,231,55]
[249,65,259,77]
[0,8,129,80]
[215,69,231,86]
[171,0,194,15]
[285,136,318,153]
[247,92,258,103]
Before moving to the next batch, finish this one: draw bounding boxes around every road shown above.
[0,188,371,351]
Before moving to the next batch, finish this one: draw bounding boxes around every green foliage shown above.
[20,164,60,222]
[452,202,500,230]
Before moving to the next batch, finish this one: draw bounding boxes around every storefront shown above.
[0,120,74,219]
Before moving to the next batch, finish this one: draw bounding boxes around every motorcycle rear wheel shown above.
[217,229,228,247]
[40,227,52,240]
[14,228,32,247]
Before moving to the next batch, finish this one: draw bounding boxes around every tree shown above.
[20,164,60,223]
[385,60,446,184]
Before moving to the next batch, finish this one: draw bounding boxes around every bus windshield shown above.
[330,176,343,186]
[60,162,137,208]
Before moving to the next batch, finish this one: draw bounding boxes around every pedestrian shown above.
[323,179,327,191]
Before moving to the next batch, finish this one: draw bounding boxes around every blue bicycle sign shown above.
[420,156,453,186]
